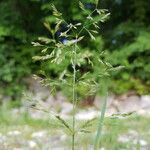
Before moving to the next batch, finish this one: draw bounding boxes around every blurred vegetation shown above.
[0,102,150,149]
[0,0,150,99]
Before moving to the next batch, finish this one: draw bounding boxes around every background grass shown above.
[0,103,149,149]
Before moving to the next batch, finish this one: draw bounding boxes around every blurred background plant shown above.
[0,0,149,101]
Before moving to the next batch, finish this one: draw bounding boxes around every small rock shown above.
[75,109,99,120]
[106,107,117,116]
[60,135,67,141]
[0,135,6,143]
[128,129,138,137]
[31,131,46,138]
[61,102,73,114]
[0,133,2,137]
[52,148,67,150]
[7,130,21,136]
[117,95,141,113]
[140,95,150,108]
[139,139,148,147]
[13,148,24,150]
[94,96,114,108]
[118,135,130,143]
[133,139,148,150]
[118,130,138,143]
[28,140,37,148]
[29,109,46,119]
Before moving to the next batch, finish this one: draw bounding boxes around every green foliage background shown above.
[0,0,149,98]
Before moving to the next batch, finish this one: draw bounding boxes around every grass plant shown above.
[31,1,124,149]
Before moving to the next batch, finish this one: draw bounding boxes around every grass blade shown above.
[94,91,108,150]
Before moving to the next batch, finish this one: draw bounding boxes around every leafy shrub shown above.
[106,23,150,94]
[0,0,43,97]
[0,0,149,98]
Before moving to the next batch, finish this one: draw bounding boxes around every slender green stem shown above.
[72,43,77,150]
[94,90,108,150]
[96,0,99,8]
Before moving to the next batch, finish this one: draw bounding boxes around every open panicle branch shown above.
[31,0,116,149]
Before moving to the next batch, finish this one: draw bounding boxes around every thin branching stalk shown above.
[72,43,77,150]
[32,1,113,149]
[94,89,108,150]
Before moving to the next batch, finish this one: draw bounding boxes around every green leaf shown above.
[51,4,62,17]
[93,23,100,29]
[59,70,67,80]
[108,66,125,71]
[87,30,96,40]
[77,36,84,42]
[75,23,82,26]
[43,22,52,32]
[105,62,113,68]
[31,42,43,47]
[79,1,85,10]
[94,91,108,150]
[32,54,54,61]
[55,19,63,32]
[100,13,110,22]
[96,9,101,15]
[98,58,104,64]
[90,30,99,34]
[32,56,42,61]
[87,15,93,20]
[38,37,55,44]
[41,48,48,53]
[59,29,70,37]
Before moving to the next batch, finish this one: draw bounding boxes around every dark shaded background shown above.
[0,0,149,100]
